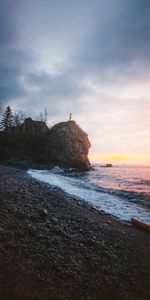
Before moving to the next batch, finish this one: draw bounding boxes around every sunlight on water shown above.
[90,165,150,194]
[28,165,150,224]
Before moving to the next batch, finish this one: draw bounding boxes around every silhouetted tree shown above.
[40,112,44,122]
[36,112,43,122]
[36,108,48,123]
[0,106,13,130]
[44,107,48,123]
[13,110,25,126]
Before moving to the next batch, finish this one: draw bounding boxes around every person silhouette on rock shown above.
[69,113,72,121]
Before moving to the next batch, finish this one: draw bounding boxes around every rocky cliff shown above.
[47,120,91,170]
[0,120,91,170]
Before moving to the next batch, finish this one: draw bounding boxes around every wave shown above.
[56,167,150,209]
[28,168,150,224]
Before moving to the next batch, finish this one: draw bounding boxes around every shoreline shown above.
[28,166,150,225]
[28,171,133,227]
[0,165,150,299]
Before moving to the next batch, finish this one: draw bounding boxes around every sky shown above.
[0,0,150,164]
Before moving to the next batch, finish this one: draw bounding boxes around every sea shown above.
[28,164,150,224]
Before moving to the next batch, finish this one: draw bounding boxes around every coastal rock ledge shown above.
[47,120,91,170]
[0,119,91,170]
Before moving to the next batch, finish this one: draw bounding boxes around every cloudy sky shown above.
[0,0,150,163]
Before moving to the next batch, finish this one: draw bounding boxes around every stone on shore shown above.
[0,165,150,300]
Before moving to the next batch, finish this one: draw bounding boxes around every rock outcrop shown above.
[47,120,91,170]
[0,120,91,170]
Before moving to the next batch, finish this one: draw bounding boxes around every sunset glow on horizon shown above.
[0,0,150,163]
[89,153,150,165]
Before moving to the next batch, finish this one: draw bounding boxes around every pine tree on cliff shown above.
[0,106,13,130]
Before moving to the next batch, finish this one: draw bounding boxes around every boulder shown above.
[47,120,91,170]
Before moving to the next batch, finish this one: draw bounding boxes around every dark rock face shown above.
[0,120,91,170]
[47,120,91,170]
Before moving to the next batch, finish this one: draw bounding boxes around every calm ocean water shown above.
[28,164,150,224]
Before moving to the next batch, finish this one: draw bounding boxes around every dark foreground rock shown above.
[0,165,150,300]
[0,120,91,170]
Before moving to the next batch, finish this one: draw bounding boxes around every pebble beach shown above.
[0,165,150,300]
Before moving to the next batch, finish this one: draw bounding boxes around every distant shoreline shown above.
[0,165,150,299]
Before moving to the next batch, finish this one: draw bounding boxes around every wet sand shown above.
[0,165,150,300]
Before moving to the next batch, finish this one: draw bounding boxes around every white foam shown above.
[28,169,150,223]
